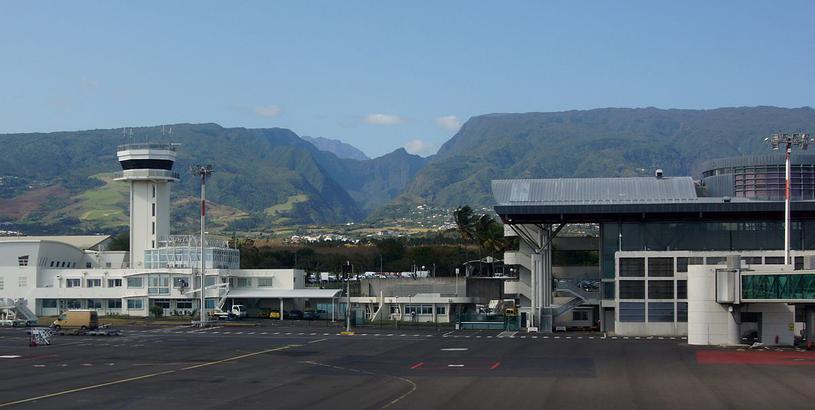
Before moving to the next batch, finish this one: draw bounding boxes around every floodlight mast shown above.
[766,133,810,269]
[191,164,214,327]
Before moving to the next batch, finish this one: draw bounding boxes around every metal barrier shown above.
[457,313,520,331]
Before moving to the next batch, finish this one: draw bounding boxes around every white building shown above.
[0,143,339,318]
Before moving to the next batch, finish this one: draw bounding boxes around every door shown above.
[603,308,615,333]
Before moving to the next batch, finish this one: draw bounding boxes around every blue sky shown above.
[1,1,814,157]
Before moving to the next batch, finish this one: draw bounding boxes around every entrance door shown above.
[603,308,615,333]
[520,312,528,328]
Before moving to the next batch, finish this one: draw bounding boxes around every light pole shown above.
[344,260,352,333]
[191,164,213,327]
[766,133,810,268]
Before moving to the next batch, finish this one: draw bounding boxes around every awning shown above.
[225,288,342,299]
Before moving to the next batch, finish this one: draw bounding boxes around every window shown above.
[66,278,81,288]
[108,279,122,287]
[107,299,122,309]
[648,280,674,299]
[619,280,645,299]
[87,299,102,309]
[602,282,615,300]
[173,277,189,288]
[677,280,687,299]
[648,257,674,277]
[152,300,171,309]
[41,299,57,308]
[235,277,252,288]
[205,299,216,309]
[106,262,112,268]
[152,184,156,198]
[764,256,785,265]
[50,261,54,267]
[436,306,446,315]
[676,257,688,273]
[619,258,645,277]
[152,222,155,235]
[152,203,155,216]
[61,262,66,268]
[390,305,400,314]
[205,276,217,286]
[688,257,705,265]
[86,262,92,268]
[648,302,674,322]
[0,277,3,290]
[65,299,82,309]
[18,276,27,287]
[87,278,102,288]
[258,277,274,287]
[706,256,726,265]
[127,299,144,310]
[572,310,589,321]
[18,255,29,267]
[127,277,143,288]
[677,302,688,322]
[742,256,762,265]
[176,300,193,309]
[619,302,645,322]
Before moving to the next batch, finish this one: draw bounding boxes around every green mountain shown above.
[400,106,815,207]
[0,123,425,234]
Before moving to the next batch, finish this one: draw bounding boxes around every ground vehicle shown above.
[211,305,248,320]
[269,310,282,319]
[302,311,319,320]
[52,310,98,331]
[287,309,303,320]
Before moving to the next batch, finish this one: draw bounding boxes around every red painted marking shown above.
[490,361,501,370]
[697,350,815,366]
[201,200,206,216]
[410,362,424,369]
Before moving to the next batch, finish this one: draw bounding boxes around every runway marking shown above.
[386,334,393,337]
[324,333,331,335]
[33,365,46,368]
[309,333,316,336]
[589,337,595,339]
[260,332,267,335]
[490,362,502,370]
[566,336,572,339]
[413,334,420,337]
[554,336,560,339]
[532,336,538,339]
[0,344,300,408]
[447,364,464,367]
[443,330,456,336]
[410,362,425,369]
[0,355,20,359]
[248,332,256,335]
[440,348,468,351]
[308,338,327,344]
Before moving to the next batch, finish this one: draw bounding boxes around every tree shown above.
[453,206,477,245]
[107,232,129,251]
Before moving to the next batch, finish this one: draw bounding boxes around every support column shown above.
[539,225,554,333]
[280,298,284,321]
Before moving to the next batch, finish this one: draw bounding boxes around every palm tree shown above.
[453,206,477,245]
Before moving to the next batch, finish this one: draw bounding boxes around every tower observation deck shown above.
[115,143,179,268]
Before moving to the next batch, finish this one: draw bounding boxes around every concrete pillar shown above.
[727,306,741,346]
[280,298,283,321]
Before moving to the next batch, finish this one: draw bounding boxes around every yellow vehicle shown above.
[52,309,98,331]
[269,310,281,319]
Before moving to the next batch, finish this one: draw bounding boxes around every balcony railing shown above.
[114,169,180,180]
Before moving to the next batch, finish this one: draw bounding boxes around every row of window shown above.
[229,277,275,288]
[619,302,688,323]
[619,279,687,299]
[65,278,124,288]
[619,255,801,279]
[389,304,447,315]
[41,298,142,310]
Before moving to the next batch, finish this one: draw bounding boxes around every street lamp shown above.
[191,164,213,327]
[765,133,810,268]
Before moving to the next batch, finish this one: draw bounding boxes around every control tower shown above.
[114,143,179,267]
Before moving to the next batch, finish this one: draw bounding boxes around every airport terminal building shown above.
[496,154,815,345]
[0,143,339,319]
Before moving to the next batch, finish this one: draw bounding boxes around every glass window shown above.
[127,299,143,309]
[619,258,645,277]
[127,277,143,288]
[152,300,171,309]
[648,280,674,299]
[742,256,762,265]
[41,299,57,308]
[87,279,102,288]
[18,255,29,267]
[676,257,688,273]
[107,299,122,309]
[648,257,674,277]
[436,306,446,315]
[66,278,81,288]
[87,299,102,309]
[176,300,193,309]
[764,256,785,265]
[706,256,726,265]
[741,274,815,300]
[236,278,252,288]
[572,310,589,321]
[677,280,687,299]
[108,279,122,287]
[648,302,674,322]
[602,282,615,300]
[619,302,645,322]
[688,257,705,265]
[205,299,216,309]
[619,280,645,299]
[258,277,274,287]
[677,302,688,322]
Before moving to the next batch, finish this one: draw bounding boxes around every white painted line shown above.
[440,348,468,351]
[0,355,21,359]
[386,334,393,337]
[296,333,304,335]
[520,336,526,339]
[635,337,641,340]
[565,336,572,339]
[577,336,583,339]
[248,332,256,335]
[81,363,93,367]
[374,334,381,337]
[273,332,280,335]
[532,336,538,339]
[554,336,560,339]
[412,334,420,337]
[681,337,687,340]
[425,335,433,337]
[476,336,482,338]
[284,333,291,335]
[543,336,549,339]
[612,336,618,339]
[33,364,46,368]
[447,364,464,367]
[211,332,220,334]
[399,334,406,337]
[588,336,595,339]
[309,333,316,336]
[465,336,471,338]
[486,336,493,338]
[261,332,267,335]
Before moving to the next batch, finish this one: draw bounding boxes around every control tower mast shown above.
[115,143,179,268]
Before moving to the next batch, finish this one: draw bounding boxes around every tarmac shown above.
[1,321,815,409]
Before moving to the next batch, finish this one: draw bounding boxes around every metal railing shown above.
[113,169,180,180]
[118,143,176,151]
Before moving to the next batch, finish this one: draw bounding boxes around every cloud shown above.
[254,105,282,117]
[436,115,462,132]
[403,139,437,156]
[363,113,405,125]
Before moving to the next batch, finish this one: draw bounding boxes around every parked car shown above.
[287,309,304,320]
[52,310,98,331]
[302,311,319,320]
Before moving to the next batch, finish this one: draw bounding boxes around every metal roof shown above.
[225,288,342,299]
[492,176,698,206]
[0,235,111,250]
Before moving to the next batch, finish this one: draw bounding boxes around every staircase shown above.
[552,280,600,318]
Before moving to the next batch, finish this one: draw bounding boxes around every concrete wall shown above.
[360,278,461,297]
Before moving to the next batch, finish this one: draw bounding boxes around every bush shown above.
[149,305,164,319]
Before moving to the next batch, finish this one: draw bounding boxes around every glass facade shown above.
[144,246,240,269]
[741,274,815,300]
[703,164,815,200]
